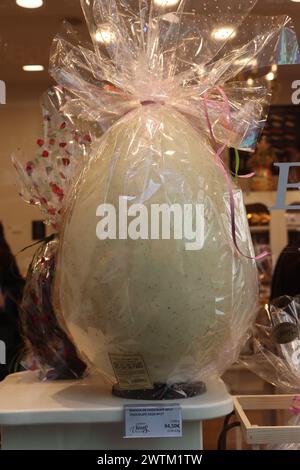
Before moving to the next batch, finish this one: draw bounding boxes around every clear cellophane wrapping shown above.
[13,87,93,379]
[47,1,300,391]
[240,296,300,450]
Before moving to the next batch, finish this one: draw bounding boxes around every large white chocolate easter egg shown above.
[56,105,258,385]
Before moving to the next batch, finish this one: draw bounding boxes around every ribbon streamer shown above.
[290,396,300,415]
[202,87,269,261]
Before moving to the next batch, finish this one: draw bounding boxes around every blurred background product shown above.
[0,222,24,381]
[12,87,92,380]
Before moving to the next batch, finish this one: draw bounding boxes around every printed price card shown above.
[124,404,182,439]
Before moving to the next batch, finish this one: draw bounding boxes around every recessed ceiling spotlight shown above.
[23,65,44,72]
[212,27,236,41]
[247,78,254,86]
[16,0,43,8]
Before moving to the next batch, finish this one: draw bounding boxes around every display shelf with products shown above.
[245,202,271,304]
[0,371,233,450]
[229,105,300,192]
[243,191,300,265]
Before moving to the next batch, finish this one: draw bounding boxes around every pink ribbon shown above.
[290,396,300,415]
[202,87,269,261]
[139,87,269,261]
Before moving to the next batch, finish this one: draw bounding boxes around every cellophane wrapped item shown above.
[50,0,300,397]
[240,296,300,391]
[12,87,92,380]
[240,296,300,449]
[13,87,93,232]
[21,236,86,380]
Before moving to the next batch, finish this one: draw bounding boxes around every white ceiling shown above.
[0,0,300,89]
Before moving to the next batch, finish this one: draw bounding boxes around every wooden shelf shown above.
[249,226,270,233]
[234,394,300,449]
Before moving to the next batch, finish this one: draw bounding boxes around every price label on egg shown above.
[109,353,153,390]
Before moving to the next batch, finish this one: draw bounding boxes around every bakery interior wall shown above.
[0,0,85,275]
[0,86,44,275]
[0,0,300,276]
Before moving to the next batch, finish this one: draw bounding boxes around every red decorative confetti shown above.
[50,183,64,200]
[47,207,56,215]
[62,158,70,166]
[83,134,92,142]
[14,103,93,233]
[26,161,34,175]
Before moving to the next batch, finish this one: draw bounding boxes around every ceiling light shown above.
[16,0,43,8]
[266,71,275,81]
[23,65,44,72]
[212,27,236,41]
[247,78,254,86]
[95,25,116,44]
[154,0,180,6]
